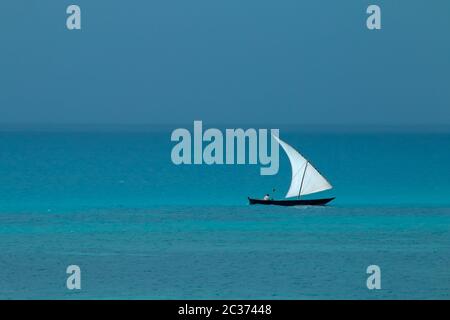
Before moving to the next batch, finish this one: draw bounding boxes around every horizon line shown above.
[0,122,449,133]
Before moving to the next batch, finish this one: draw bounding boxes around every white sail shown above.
[273,135,332,198]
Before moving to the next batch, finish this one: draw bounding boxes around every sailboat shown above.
[248,135,335,206]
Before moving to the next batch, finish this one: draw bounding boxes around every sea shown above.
[0,127,449,299]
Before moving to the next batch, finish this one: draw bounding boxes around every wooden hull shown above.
[248,197,335,206]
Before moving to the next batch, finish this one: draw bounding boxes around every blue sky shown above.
[0,0,449,125]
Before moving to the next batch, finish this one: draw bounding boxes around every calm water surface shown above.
[0,131,449,299]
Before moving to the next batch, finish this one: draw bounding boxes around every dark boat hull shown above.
[248,197,335,206]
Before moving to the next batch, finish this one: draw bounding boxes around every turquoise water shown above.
[0,130,449,299]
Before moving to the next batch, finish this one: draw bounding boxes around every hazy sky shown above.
[1,0,449,125]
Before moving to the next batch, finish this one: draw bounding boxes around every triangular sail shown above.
[273,135,332,198]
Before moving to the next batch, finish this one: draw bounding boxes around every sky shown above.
[0,0,449,126]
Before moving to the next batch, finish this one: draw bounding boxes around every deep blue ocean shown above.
[0,129,449,299]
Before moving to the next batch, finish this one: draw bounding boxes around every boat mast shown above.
[298,162,308,199]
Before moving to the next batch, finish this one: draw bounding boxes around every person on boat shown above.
[263,194,270,201]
